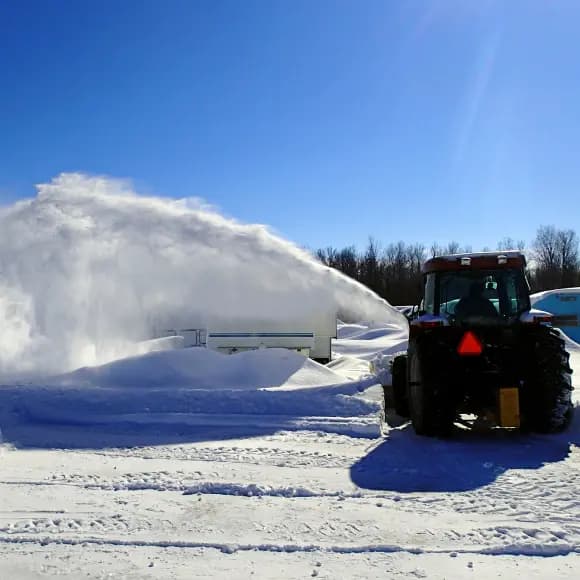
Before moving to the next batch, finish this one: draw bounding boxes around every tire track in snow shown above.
[392,463,580,526]
[0,477,363,499]
[0,534,578,558]
[0,514,156,535]
[87,444,357,469]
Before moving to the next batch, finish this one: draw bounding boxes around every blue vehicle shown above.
[531,288,580,343]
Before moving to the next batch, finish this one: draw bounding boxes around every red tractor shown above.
[386,251,574,436]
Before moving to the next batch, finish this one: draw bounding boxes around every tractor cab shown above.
[411,252,550,329]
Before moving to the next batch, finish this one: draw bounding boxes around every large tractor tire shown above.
[407,343,455,437]
[385,355,410,417]
[522,328,574,433]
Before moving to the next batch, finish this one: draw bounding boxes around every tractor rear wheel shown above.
[387,355,410,417]
[522,328,574,433]
[407,346,454,437]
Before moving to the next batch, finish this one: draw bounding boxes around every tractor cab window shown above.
[503,269,531,315]
[424,273,436,314]
[425,269,530,320]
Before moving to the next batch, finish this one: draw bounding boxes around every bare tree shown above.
[430,242,442,258]
[532,226,579,289]
[317,226,579,304]
[337,246,358,279]
[498,237,526,251]
[409,243,426,274]
[534,226,559,270]
[361,238,382,295]
[445,241,461,255]
[557,229,579,287]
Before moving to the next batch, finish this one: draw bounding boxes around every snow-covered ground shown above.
[1,323,579,579]
[0,176,578,577]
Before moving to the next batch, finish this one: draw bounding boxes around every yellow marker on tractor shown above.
[498,387,520,428]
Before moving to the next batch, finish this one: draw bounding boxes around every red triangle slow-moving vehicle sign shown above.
[457,331,483,356]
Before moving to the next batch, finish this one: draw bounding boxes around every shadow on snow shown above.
[350,414,580,493]
[0,419,286,450]
[0,381,378,450]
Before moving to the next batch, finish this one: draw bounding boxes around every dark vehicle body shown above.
[387,252,574,436]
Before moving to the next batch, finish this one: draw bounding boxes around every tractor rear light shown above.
[410,316,447,336]
[533,314,553,324]
[419,320,444,329]
[409,319,443,338]
[460,256,471,266]
[457,331,483,356]
[520,310,554,325]
[497,254,508,265]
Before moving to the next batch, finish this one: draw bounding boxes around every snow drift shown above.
[0,173,405,376]
[53,348,346,391]
[0,322,404,441]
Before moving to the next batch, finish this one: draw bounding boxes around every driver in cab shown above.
[455,281,498,320]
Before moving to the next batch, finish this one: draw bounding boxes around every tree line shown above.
[316,226,580,306]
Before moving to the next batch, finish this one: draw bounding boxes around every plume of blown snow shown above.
[0,173,405,376]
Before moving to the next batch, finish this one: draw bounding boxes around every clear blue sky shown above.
[1,0,579,251]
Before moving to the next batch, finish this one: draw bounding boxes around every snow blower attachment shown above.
[385,251,574,436]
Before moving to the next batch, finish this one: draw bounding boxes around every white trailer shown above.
[206,331,314,357]
[206,311,337,362]
[162,311,337,362]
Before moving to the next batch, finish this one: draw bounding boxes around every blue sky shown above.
[1,0,579,252]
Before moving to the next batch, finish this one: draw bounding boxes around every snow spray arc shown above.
[0,173,405,376]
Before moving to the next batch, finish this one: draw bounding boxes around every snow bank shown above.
[52,347,345,390]
[333,323,408,362]
[0,173,406,377]
[0,346,381,436]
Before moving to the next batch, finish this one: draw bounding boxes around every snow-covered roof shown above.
[434,250,524,260]
[530,287,580,305]
[423,251,526,274]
